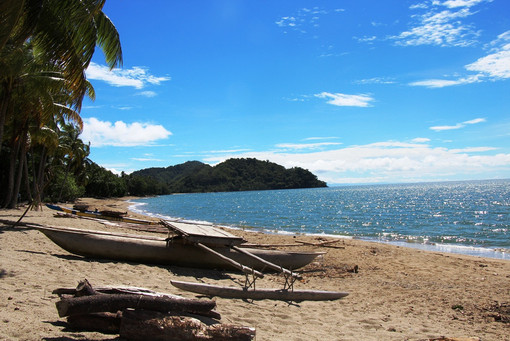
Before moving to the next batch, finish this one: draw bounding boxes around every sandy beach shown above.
[1,197,509,340]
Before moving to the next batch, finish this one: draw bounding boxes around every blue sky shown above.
[81,0,510,185]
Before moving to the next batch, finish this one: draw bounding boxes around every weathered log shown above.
[120,309,255,341]
[67,312,121,334]
[56,293,216,318]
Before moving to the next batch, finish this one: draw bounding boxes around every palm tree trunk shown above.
[0,79,13,159]
[57,158,72,202]
[31,145,46,206]
[9,132,27,208]
[23,149,33,202]
[3,136,20,208]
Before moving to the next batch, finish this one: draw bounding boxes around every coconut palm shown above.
[0,0,122,152]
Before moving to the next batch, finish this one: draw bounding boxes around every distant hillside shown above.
[127,158,326,195]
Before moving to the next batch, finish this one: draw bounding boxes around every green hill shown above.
[128,158,326,195]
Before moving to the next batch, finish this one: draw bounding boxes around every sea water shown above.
[130,179,510,260]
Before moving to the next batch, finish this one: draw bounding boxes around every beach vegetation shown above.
[0,0,122,208]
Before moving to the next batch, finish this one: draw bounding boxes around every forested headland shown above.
[128,158,327,195]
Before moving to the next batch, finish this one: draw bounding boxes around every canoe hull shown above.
[35,226,322,271]
[46,204,158,225]
[170,280,348,301]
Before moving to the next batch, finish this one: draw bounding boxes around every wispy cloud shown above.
[275,7,344,34]
[442,0,491,9]
[137,91,158,98]
[409,75,481,88]
[304,136,340,141]
[204,139,509,184]
[315,92,374,107]
[355,77,396,85]
[275,142,342,150]
[391,0,490,47]
[430,117,486,131]
[81,117,172,147]
[86,62,171,89]
[410,30,510,87]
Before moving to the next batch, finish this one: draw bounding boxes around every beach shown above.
[1,197,509,340]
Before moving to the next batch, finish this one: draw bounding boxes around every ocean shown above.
[130,179,510,260]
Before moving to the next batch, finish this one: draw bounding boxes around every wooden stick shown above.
[231,246,302,280]
[195,242,264,278]
[295,240,345,249]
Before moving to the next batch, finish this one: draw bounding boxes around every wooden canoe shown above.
[46,204,159,225]
[170,280,348,301]
[34,225,324,271]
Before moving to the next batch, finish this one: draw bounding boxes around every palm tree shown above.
[1,42,94,208]
[56,122,91,202]
[0,0,122,152]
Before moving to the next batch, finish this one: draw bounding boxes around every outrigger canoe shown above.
[34,225,323,271]
[46,204,159,225]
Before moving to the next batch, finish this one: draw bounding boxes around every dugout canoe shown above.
[46,204,159,225]
[170,280,348,301]
[34,225,323,271]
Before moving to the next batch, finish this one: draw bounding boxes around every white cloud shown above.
[355,77,396,85]
[304,136,339,141]
[463,118,486,124]
[465,43,510,79]
[275,142,342,150]
[315,92,374,107]
[442,0,491,8]
[137,91,158,98]
[275,7,344,34]
[410,30,510,87]
[409,75,480,87]
[430,117,486,131]
[86,62,170,89]
[81,117,172,147]
[411,137,431,143]
[203,140,510,184]
[393,1,487,47]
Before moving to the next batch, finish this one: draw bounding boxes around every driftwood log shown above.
[56,293,217,318]
[120,309,255,341]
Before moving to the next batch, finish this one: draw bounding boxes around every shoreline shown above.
[126,198,510,261]
[1,197,509,340]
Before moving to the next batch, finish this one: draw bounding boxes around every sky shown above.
[80,0,510,185]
